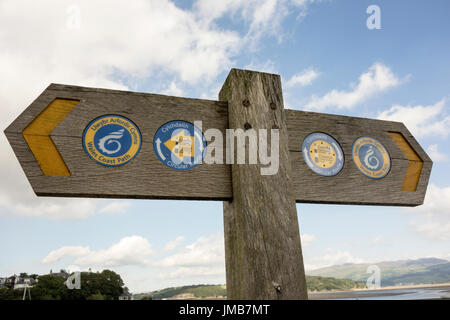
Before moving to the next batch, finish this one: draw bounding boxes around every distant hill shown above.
[134,284,226,300]
[307,258,450,287]
[306,276,365,292]
[134,277,365,300]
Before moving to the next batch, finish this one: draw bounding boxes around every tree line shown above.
[0,270,126,300]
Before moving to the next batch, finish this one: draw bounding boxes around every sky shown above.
[0,0,449,293]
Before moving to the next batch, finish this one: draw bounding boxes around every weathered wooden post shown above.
[5,68,432,301]
[219,69,308,299]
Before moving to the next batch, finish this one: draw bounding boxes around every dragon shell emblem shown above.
[98,129,125,155]
[352,136,390,179]
[82,115,142,167]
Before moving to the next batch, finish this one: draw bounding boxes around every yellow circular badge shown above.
[352,136,390,179]
[309,140,337,169]
[302,132,344,177]
[82,115,142,167]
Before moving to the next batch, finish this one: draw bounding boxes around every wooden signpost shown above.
[4,69,432,300]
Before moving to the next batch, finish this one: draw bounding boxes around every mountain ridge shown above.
[134,276,366,300]
[307,257,450,287]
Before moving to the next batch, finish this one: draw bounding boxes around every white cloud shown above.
[244,59,277,74]
[194,0,313,43]
[159,266,225,280]
[0,170,133,219]
[377,98,450,138]
[42,246,91,264]
[370,236,386,246]
[155,234,225,279]
[304,63,406,111]
[0,1,318,220]
[164,236,186,251]
[0,0,236,221]
[304,249,365,271]
[200,83,222,100]
[0,188,98,220]
[42,236,154,268]
[161,81,184,96]
[407,184,450,241]
[285,68,320,87]
[0,129,105,219]
[0,0,242,127]
[301,233,316,246]
[156,234,224,268]
[98,201,132,215]
[426,144,448,162]
[75,236,153,267]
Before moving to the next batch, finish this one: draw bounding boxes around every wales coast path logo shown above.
[82,115,142,167]
[154,120,206,170]
[302,132,344,177]
[352,136,391,179]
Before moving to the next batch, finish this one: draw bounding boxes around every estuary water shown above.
[309,286,450,300]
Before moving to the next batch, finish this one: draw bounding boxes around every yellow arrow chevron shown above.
[389,132,423,192]
[22,99,79,176]
[163,129,195,161]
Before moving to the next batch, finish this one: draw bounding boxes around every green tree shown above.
[31,275,67,300]
[0,288,22,300]
[22,270,126,300]
[87,292,106,300]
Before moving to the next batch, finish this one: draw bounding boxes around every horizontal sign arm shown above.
[5,83,431,206]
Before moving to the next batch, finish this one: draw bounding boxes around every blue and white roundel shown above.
[302,132,344,177]
[153,120,206,170]
[352,136,391,179]
[82,115,142,167]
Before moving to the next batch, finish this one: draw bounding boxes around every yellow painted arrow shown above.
[389,132,423,192]
[163,130,195,161]
[22,99,79,176]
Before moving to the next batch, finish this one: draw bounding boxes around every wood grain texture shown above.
[5,83,231,200]
[220,69,308,300]
[285,110,432,206]
[22,98,79,176]
[4,83,432,205]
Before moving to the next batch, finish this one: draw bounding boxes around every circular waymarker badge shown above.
[153,120,206,170]
[82,115,142,167]
[352,136,391,179]
[302,132,344,177]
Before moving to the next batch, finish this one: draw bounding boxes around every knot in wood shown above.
[244,122,252,131]
[270,102,277,110]
[242,99,250,108]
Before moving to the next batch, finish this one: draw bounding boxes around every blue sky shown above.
[1,0,449,293]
